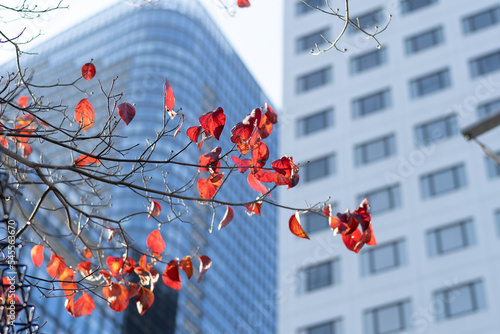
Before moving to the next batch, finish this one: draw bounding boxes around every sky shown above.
[0,0,284,107]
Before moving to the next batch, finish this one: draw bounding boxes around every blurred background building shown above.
[7,1,277,333]
[279,0,500,333]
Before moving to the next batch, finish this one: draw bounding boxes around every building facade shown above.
[14,1,277,333]
[280,0,500,333]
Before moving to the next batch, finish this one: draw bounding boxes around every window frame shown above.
[349,8,384,34]
[303,203,338,234]
[470,49,500,77]
[414,114,458,147]
[302,318,342,334]
[351,48,387,74]
[420,164,467,198]
[485,151,500,178]
[361,239,406,276]
[410,68,451,98]
[364,299,412,334]
[401,0,438,14]
[296,66,333,94]
[296,28,331,54]
[304,154,336,182]
[477,98,500,118]
[404,26,444,54]
[427,219,475,256]
[302,259,340,292]
[433,280,486,320]
[297,107,334,137]
[357,184,401,214]
[296,0,326,17]
[352,88,391,118]
[354,134,396,166]
[463,5,500,34]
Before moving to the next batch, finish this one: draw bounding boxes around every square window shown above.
[351,49,387,74]
[362,240,406,275]
[470,49,500,77]
[463,5,500,34]
[434,280,486,320]
[358,184,401,214]
[297,108,334,136]
[355,134,396,165]
[297,67,333,93]
[364,300,411,334]
[410,68,451,98]
[420,164,467,198]
[414,114,458,146]
[302,260,339,292]
[352,89,391,118]
[405,26,444,54]
[401,0,437,14]
[427,220,474,256]
[304,154,336,182]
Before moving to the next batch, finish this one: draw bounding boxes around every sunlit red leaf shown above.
[164,77,175,112]
[198,147,222,174]
[31,245,44,268]
[75,98,95,132]
[47,253,66,279]
[198,179,217,199]
[245,202,262,216]
[352,198,371,232]
[106,256,124,277]
[179,256,193,279]
[251,141,269,168]
[230,108,261,145]
[187,126,203,143]
[199,107,226,140]
[162,260,181,290]
[17,95,28,108]
[288,212,310,240]
[76,261,92,276]
[210,173,224,187]
[247,172,268,194]
[81,63,96,81]
[136,287,155,315]
[99,270,112,285]
[127,282,139,299]
[118,102,136,125]
[82,247,92,259]
[259,103,278,139]
[197,255,212,283]
[147,230,166,254]
[59,267,77,298]
[237,0,251,8]
[218,205,234,230]
[74,154,100,168]
[342,229,363,253]
[231,156,252,173]
[103,283,129,312]
[173,113,185,138]
[68,292,95,317]
[147,200,161,218]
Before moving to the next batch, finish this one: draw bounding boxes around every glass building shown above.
[11,1,277,333]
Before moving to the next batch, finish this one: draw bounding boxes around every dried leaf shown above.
[218,205,234,230]
[197,255,212,283]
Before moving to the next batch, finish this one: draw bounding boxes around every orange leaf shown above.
[197,255,212,283]
[218,205,234,230]
[74,154,100,168]
[31,245,44,268]
[237,0,251,7]
[147,201,161,218]
[179,256,193,279]
[162,260,181,290]
[75,98,95,131]
[342,229,363,253]
[123,257,136,276]
[289,212,310,240]
[118,102,136,125]
[83,247,92,259]
[68,292,95,317]
[146,230,166,254]
[245,202,262,216]
[47,253,66,279]
[59,267,77,298]
[198,179,217,199]
[199,107,226,140]
[136,287,155,315]
[106,256,124,277]
[164,77,175,112]
[81,63,96,81]
[76,261,92,276]
[17,95,28,108]
[103,283,129,312]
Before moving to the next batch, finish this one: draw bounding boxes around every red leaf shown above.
[173,113,185,138]
[187,126,203,143]
[17,142,32,158]
[123,257,136,276]
[342,229,363,253]
[198,147,222,174]
[245,202,261,216]
[199,107,226,140]
[103,283,129,312]
[76,261,92,276]
[59,267,77,298]
[198,179,216,199]
[136,287,155,315]
[127,282,139,299]
[147,230,166,254]
[164,77,175,112]
[218,205,234,230]
[106,256,124,277]
[231,156,252,173]
[237,0,251,8]
[247,172,268,194]
[31,245,44,268]
[75,98,95,131]
[118,102,136,125]
[251,141,269,168]
[179,256,193,279]
[17,96,28,108]
[230,108,261,146]
[162,260,181,290]
[288,212,310,240]
[259,103,278,139]
[197,255,212,283]
[68,293,95,317]
[352,198,371,232]
[83,247,92,259]
[74,154,100,168]
[81,63,96,81]
[147,201,161,218]
[47,253,66,279]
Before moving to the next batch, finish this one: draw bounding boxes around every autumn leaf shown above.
[74,154,100,168]
[199,107,226,140]
[162,260,181,290]
[17,95,28,108]
[164,77,175,112]
[75,98,95,131]
[47,253,66,279]
[67,292,95,317]
[245,202,261,216]
[81,63,96,81]
[198,147,222,174]
[288,212,310,240]
[218,205,234,230]
[31,245,44,268]
[251,141,269,168]
[259,103,278,139]
[231,156,252,173]
[230,108,261,146]
[123,257,137,276]
[342,229,363,253]
[127,282,139,299]
[198,179,216,199]
[237,0,251,8]
[118,102,136,125]
[147,200,161,218]
[103,283,129,312]
[76,261,92,276]
[187,125,203,143]
[179,256,193,279]
[147,230,166,254]
[247,172,268,194]
[197,255,212,283]
[82,247,92,259]
[17,142,32,158]
[59,267,77,298]
[106,256,124,277]
[136,287,155,315]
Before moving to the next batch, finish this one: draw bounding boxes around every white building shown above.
[279,0,500,333]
